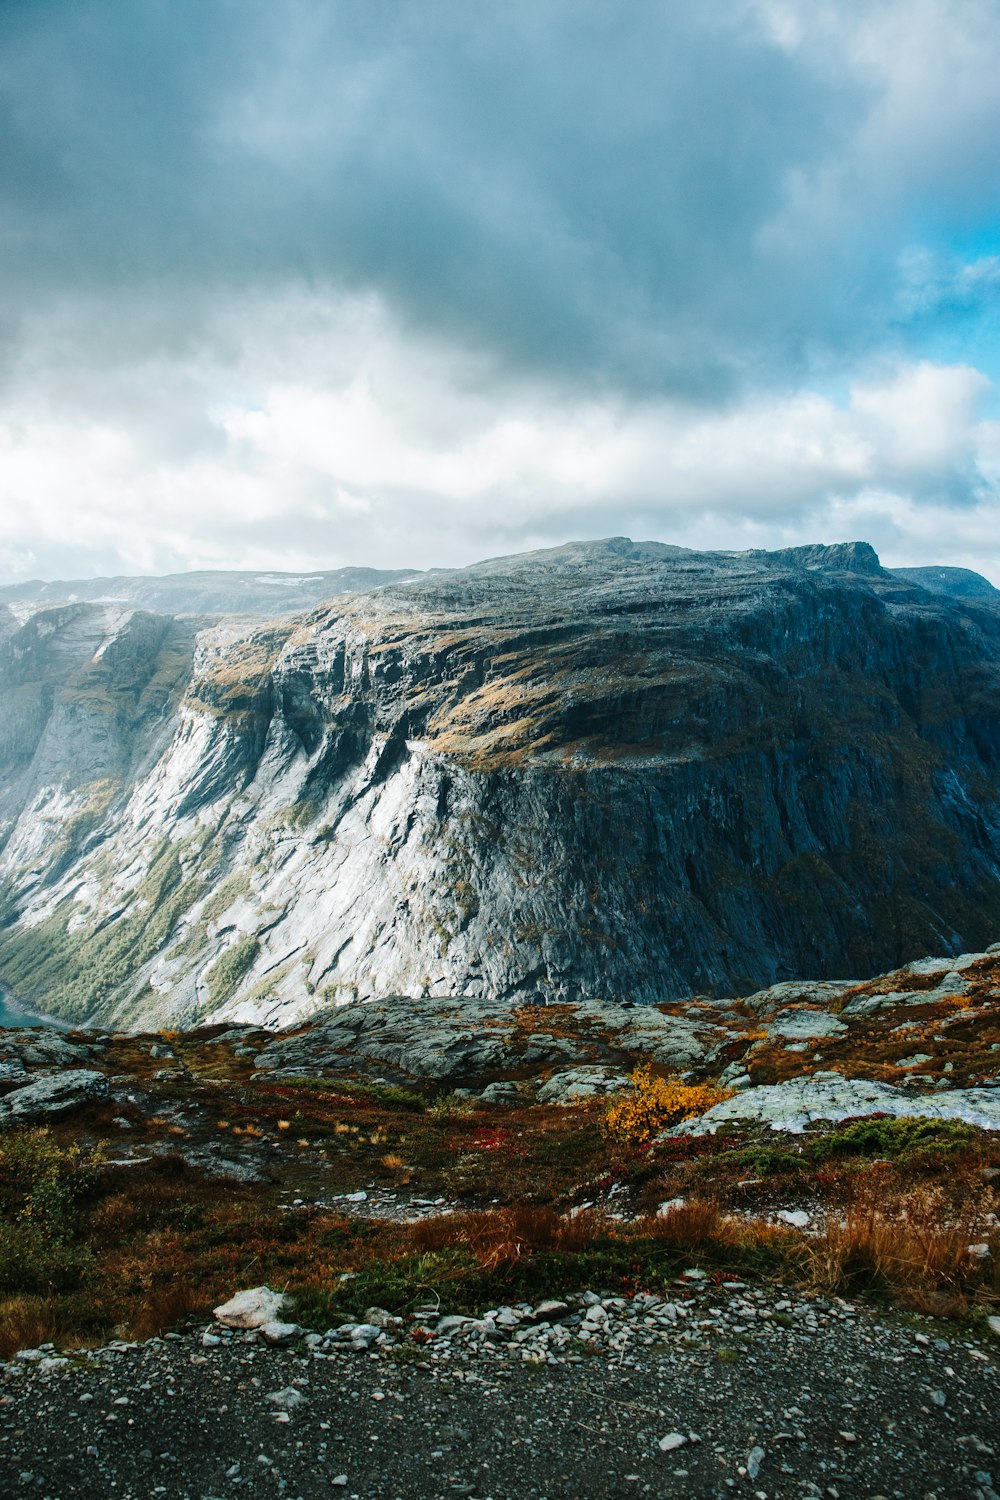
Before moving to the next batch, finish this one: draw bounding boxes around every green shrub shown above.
[809,1115,979,1163]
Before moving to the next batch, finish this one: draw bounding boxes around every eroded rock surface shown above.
[0,538,998,1027]
[674,1070,1000,1135]
[0,1068,109,1124]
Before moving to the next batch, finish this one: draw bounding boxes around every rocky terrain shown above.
[0,536,999,1030]
[3,939,1000,1494]
[3,1281,999,1499]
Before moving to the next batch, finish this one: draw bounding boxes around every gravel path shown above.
[3,1289,1000,1500]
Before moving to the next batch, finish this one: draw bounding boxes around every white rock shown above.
[768,1010,847,1041]
[214,1287,289,1329]
[987,1315,1000,1338]
[659,1433,688,1452]
[776,1209,810,1229]
[657,1198,687,1217]
[267,1387,307,1411]
[349,1323,382,1347]
[672,1071,1000,1135]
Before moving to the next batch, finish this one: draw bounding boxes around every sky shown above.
[1,0,1000,583]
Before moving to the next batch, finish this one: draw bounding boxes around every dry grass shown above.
[0,1297,61,1361]
[636,1196,726,1247]
[130,1282,212,1342]
[806,1181,998,1310]
[407,1205,612,1270]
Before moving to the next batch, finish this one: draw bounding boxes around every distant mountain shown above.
[892,565,1000,602]
[0,567,418,618]
[0,537,998,1028]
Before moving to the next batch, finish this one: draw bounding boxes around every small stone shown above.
[435,1315,472,1336]
[929,1389,947,1407]
[747,1445,766,1480]
[530,1300,570,1323]
[259,1321,301,1345]
[266,1387,307,1411]
[659,1433,688,1452]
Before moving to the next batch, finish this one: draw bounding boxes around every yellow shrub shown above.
[603,1062,733,1147]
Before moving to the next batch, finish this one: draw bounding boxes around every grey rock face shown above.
[0,537,999,1027]
[536,1067,632,1104]
[672,1070,1000,1135]
[892,565,1000,602]
[0,1068,108,1124]
[247,990,724,1087]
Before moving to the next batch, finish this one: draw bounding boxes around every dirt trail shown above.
[2,1295,999,1500]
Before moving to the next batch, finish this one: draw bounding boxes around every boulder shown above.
[0,1069,108,1124]
[536,1067,631,1105]
[671,1070,1000,1136]
[214,1286,289,1329]
[767,1009,847,1041]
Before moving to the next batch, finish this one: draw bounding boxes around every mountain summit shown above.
[0,539,998,1027]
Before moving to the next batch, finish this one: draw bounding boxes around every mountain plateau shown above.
[0,537,998,1028]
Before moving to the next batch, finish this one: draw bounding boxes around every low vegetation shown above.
[0,1032,999,1359]
[602,1062,734,1145]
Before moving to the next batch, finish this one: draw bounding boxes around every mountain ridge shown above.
[0,537,998,1027]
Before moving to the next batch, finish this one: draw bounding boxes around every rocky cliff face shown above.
[0,538,998,1028]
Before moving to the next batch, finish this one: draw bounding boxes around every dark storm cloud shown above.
[0,0,873,396]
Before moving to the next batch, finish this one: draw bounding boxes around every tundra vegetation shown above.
[1,1025,999,1361]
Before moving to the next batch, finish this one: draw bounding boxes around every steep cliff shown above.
[0,538,998,1027]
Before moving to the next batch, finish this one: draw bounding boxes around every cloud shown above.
[1,2,1000,582]
[0,0,980,393]
[1,285,997,580]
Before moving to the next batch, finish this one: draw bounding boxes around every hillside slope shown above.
[0,538,998,1027]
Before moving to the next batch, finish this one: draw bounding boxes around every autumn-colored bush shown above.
[603,1063,733,1146]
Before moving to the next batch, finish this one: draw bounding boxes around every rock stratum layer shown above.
[0,537,998,1028]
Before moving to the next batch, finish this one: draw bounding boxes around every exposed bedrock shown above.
[0,537,997,1027]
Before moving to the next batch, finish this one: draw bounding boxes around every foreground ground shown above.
[3,945,1000,1494]
[3,1283,1000,1500]
[4,945,1000,1354]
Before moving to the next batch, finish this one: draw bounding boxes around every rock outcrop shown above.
[0,1069,109,1125]
[0,537,999,1027]
[672,1070,1000,1135]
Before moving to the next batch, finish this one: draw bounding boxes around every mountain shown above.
[891,565,1000,603]
[0,567,417,618]
[0,537,998,1028]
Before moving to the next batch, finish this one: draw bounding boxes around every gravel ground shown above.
[3,1288,1000,1500]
